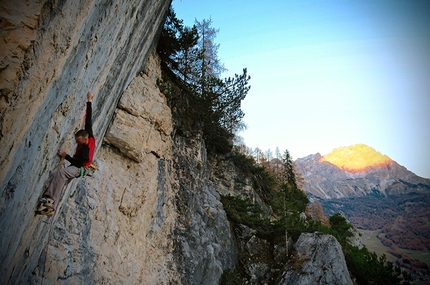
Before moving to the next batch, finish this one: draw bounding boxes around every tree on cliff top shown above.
[157,7,199,79]
[157,8,250,153]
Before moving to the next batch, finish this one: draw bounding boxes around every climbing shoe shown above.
[38,197,54,207]
[35,206,55,216]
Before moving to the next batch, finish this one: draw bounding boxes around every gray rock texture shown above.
[340,211,365,249]
[1,45,237,283]
[0,0,171,284]
[171,129,237,284]
[277,232,353,285]
[43,58,182,283]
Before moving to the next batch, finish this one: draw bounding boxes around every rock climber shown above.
[36,91,96,215]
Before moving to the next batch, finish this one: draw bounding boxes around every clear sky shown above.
[172,0,430,178]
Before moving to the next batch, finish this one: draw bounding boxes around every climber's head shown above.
[75,129,89,145]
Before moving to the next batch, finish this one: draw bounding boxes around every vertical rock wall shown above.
[0,0,171,284]
[40,52,237,284]
[172,134,238,284]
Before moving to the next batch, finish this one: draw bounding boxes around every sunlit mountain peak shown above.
[321,144,393,172]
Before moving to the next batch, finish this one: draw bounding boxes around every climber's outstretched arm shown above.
[85,91,94,138]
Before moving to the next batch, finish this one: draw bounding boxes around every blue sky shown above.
[172,0,430,178]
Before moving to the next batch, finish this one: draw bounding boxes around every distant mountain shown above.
[295,144,430,200]
[295,144,430,259]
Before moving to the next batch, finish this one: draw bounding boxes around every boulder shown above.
[277,232,353,285]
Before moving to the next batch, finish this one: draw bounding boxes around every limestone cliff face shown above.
[42,54,181,284]
[0,2,356,284]
[38,52,237,284]
[0,0,171,284]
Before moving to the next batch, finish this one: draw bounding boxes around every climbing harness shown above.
[80,163,98,177]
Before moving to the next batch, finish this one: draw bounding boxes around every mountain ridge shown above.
[320,144,393,173]
[295,144,430,200]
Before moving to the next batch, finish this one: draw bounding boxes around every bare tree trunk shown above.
[284,198,288,257]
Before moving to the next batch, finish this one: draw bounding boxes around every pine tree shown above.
[282,149,297,189]
[158,13,250,153]
[157,7,199,80]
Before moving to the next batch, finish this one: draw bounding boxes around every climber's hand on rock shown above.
[58,149,67,157]
[87,91,93,102]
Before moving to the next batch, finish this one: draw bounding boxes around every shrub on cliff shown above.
[220,195,274,235]
[345,246,403,285]
[231,152,278,204]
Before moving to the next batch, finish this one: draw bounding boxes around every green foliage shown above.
[282,184,309,213]
[328,213,354,246]
[203,122,234,154]
[157,7,199,74]
[220,268,242,285]
[281,149,297,188]
[157,9,250,155]
[194,69,250,154]
[344,245,401,285]
[231,152,277,206]
[230,151,257,174]
[221,195,287,240]
[251,165,277,205]
[220,195,269,229]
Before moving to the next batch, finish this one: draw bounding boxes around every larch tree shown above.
[194,18,226,82]
[275,147,282,181]
[254,147,262,164]
[310,202,330,227]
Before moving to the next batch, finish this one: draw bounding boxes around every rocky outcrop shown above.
[277,232,353,285]
[0,0,171,284]
[231,223,290,284]
[340,212,365,249]
[104,55,173,163]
